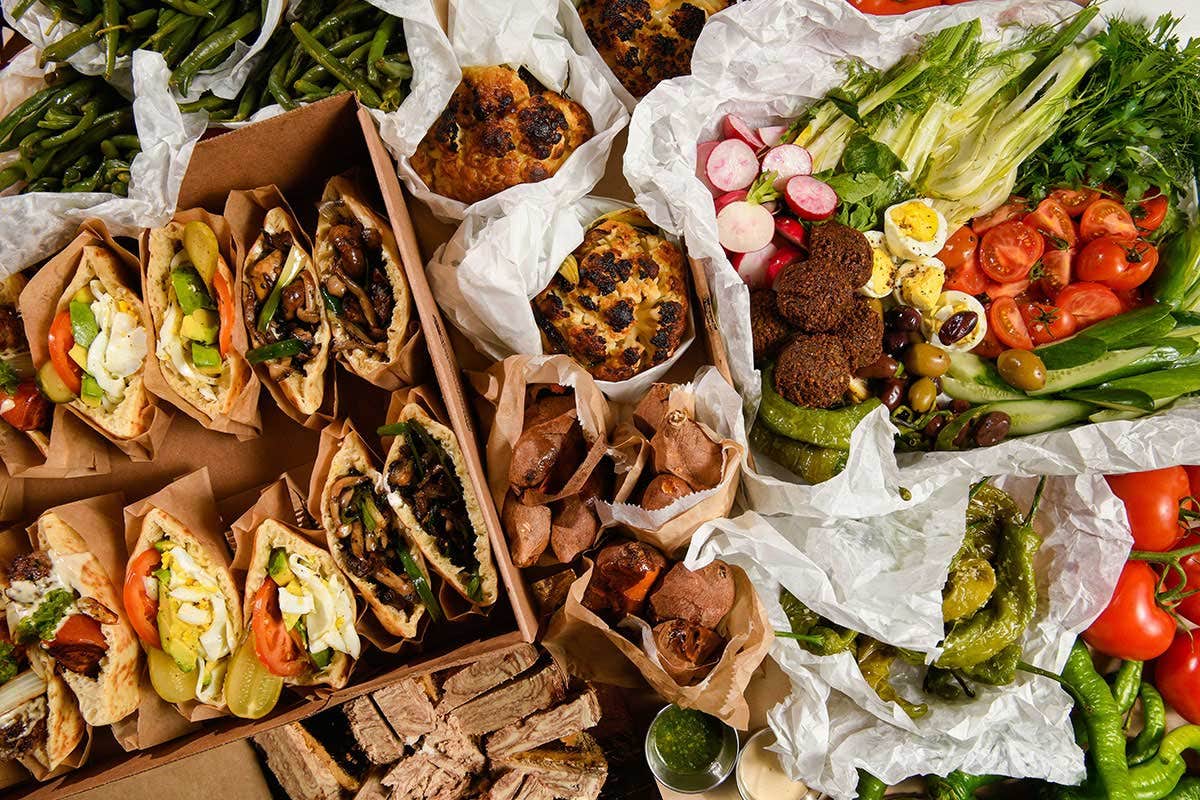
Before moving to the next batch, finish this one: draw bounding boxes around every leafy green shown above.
[0,359,17,395]
[14,589,75,644]
[746,171,781,205]
[818,135,912,231]
[0,642,18,684]
[840,132,905,177]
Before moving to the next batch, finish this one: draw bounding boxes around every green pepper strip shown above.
[1128,682,1166,767]
[290,22,382,108]
[926,771,1005,800]
[246,338,304,364]
[396,546,441,623]
[1112,660,1144,717]
[171,10,260,95]
[856,771,888,800]
[1061,640,1132,800]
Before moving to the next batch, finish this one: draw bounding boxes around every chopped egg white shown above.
[160,541,233,672]
[85,281,146,408]
[926,291,988,352]
[287,554,360,660]
[884,198,949,261]
[858,230,897,298]
[892,257,946,312]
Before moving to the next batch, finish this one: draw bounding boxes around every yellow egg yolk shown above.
[891,202,940,243]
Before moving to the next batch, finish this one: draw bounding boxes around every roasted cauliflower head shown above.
[411,65,594,205]
[533,208,689,383]
[578,0,732,97]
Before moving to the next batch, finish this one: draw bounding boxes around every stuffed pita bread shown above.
[241,208,331,416]
[2,512,140,726]
[382,405,497,606]
[320,432,434,639]
[0,639,85,779]
[0,273,50,455]
[125,508,242,710]
[314,177,412,382]
[146,220,250,422]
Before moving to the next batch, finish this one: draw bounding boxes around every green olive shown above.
[997,349,1047,392]
[908,377,938,413]
[903,342,950,378]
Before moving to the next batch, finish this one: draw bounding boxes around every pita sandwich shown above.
[0,273,48,455]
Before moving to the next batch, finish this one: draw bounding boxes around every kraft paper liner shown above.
[224,186,339,430]
[0,526,92,782]
[19,220,174,463]
[120,467,241,729]
[0,404,112,479]
[542,557,771,728]
[0,463,21,522]
[139,208,263,440]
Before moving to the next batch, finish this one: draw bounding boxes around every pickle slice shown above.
[147,646,196,704]
[223,629,283,720]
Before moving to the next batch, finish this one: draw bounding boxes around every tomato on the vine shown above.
[987,296,1034,350]
[1055,282,1122,328]
[1135,191,1169,233]
[979,221,1044,283]
[1024,198,1077,248]
[1106,467,1190,552]
[1162,533,1200,627]
[1019,301,1077,345]
[1083,561,1176,661]
[1049,187,1101,217]
[1080,198,1138,242]
[1077,237,1159,291]
[1154,630,1200,724]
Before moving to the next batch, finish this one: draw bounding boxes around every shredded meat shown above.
[0,700,46,760]
[47,640,105,678]
[6,552,50,583]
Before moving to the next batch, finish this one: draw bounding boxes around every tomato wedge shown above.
[971,317,1005,358]
[1034,248,1073,299]
[979,221,1044,283]
[124,548,162,650]
[52,614,106,650]
[984,279,1031,300]
[251,579,307,678]
[944,251,988,295]
[1049,187,1101,216]
[0,382,50,431]
[972,199,1030,235]
[1077,237,1159,291]
[1055,282,1122,328]
[1020,301,1077,345]
[1080,199,1137,242]
[213,269,235,359]
[1024,198,1077,248]
[987,296,1033,350]
[1135,191,1169,233]
[47,310,82,396]
[937,225,978,270]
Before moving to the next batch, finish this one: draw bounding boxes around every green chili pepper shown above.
[396,545,441,623]
[926,771,1005,800]
[1128,682,1166,767]
[40,100,98,148]
[748,424,847,484]
[778,589,858,655]
[857,771,888,800]
[246,338,305,365]
[959,642,1021,686]
[39,17,104,65]
[1111,661,1144,717]
[857,637,928,719]
[171,10,259,94]
[290,22,382,107]
[1166,778,1200,799]
[366,14,395,83]
[1061,640,1132,800]
[759,365,881,449]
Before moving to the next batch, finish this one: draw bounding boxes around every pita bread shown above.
[240,519,354,689]
[383,405,498,606]
[14,670,85,778]
[36,511,140,727]
[242,208,331,416]
[319,432,427,639]
[0,273,47,456]
[55,245,150,440]
[145,221,250,421]
[314,177,412,381]
[130,508,243,710]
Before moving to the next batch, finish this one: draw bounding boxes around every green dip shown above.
[650,706,726,773]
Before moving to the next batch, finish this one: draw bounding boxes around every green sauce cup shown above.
[645,704,740,794]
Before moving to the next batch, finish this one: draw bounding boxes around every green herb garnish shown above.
[14,589,75,644]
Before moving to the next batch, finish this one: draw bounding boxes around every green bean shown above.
[39,16,103,66]
[267,52,297,110]
[18,130,52,160]
[162,17,203,68]
[25,177,62,193]
[177,94,231,113]
[1111,661,1143,716]
[290,21,380,107]
[1061,640,1131,800]
[197,0,236,40]
[295,33,373,86]
[374,57,411,80]
[308,0,372,41]
[126,8,157,30]
[145,9,192,45]
[171,10,259,94]
[109,134,140,150]
[37,108,81,130]
[162,0,215,16]
[0,165,26,192]
[102,0,120,79]
[366,14,395,83]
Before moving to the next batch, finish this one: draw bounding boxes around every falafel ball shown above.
[749,289,793,362]
[833,296,884,372]
[774,333,851,408]
[774,259,854,333]
[809,221,873,289]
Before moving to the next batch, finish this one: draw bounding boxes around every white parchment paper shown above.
[0,50,205,276]
[427,195,695,403]
[386,0,628,222]
[691,474,1131,797]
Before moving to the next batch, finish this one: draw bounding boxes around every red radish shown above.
[762,144,812,189]
[722,113,764,149]
[696,140,720,195]
[706,139,758,192]
[765,241,802,286]
[717,201,775,253]
[758,125,786,147]
[775,217,807,248]
[784,175,838,221]
[714,189,748,215]
[732,242,778,287]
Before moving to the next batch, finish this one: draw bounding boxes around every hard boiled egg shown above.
[925,291,988,352]
[884,199,949,260]
[858,231,897,298]
[288,554,360,660]
[892,257,946,312]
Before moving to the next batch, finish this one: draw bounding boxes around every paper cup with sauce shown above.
[645,704,739,793]
[736,728,815,800]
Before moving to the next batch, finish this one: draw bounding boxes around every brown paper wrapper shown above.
[139,208,263,439]
[18,219,174,463]
[0,464,22,523]
[0,404,112,479]
[543,559,772,728]
[120,467,240,729]
[224,186,339,429]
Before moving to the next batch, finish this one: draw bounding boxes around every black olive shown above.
[879,378,907,411]
[883,329,909,355]
[938,311,979,345]
[974,412,1011,447]
[886,306,922,333]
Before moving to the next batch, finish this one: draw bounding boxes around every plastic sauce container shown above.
[645,704,739,793]
[735,728,814,800]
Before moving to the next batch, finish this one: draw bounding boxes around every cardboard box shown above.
[7,93,534,798]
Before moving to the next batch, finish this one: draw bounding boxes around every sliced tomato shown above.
[0,382,50,431]
[937,225,979,270]
[47,310,82,396]
[1077,237,1159,291]
[971,319,1006,358]
[1056,282,1122,329]
[1049,187,1101,217]
[1034,248,1074,299]
[1024,198,1077,248]
[1080,198,1137,242]
[1135,191,1169,233]
[971,199,1030,235]
[124,548,162,650]
[979,221,1044,283]
[944,251,988,295]
[988,296,1034,350]
[1019,301,1077,345]
[51,614,106,650]
[213,269,235,359]
[984,278,1031,300]
[251,578,307,678]
[846,0,941,13]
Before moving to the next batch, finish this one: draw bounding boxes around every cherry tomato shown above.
[1080,198,1138,242]
[213,269,235,359]
[1083,561,1176,661]
[1055,282,1122,329]
[1154,630,1200,724]
[51,614,107,650]
[123,548,162,650]
[1020,301,1077,345]
[972,199,1030,235]
[938,225,979,270]
[1106,467,1190,552]
[944,251,988,295]
[1162,532,1200,627]
[979,221,1044,283]
[251,578,307,678]
[47,310,81,397]
[1049,187,1101,217]
[1024,198,1077,248]
[1114,288,1144,313]
[1034,247,1074,299]
[987,296,1034,350]
[0,382,50,431]
[1135,191,1169,233]
[1077,237,1159,291]
[1185,465,1200,499]
[983,278,1031,300]
[971,317,1005,358]
[846,0,941,14]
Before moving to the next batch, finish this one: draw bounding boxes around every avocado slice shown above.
[268,548,294,585]
[180,308,219,345]
[157,594,199,673]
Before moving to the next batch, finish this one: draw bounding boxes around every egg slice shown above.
[892,257,946,312]
[884,198,949,261]
[858,231,897,298]
[287,554,360,660]
[925,291,988,352]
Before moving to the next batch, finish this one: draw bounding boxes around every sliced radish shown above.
[722,114,764,149]
[732,242,778,288]
[762,144,813,190]
[775,217,807,248]
[758,125,787,147]
[696,140,720,195]
[765,242,803,286]
[784,175,838,221]
[717,201,775,253]
[706,139,758,192]
[714,190,748,215]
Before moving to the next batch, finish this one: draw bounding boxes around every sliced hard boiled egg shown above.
[884,198,949,261]
[892,257,946,312]
[858,230,897,298]
[926,291,988,352]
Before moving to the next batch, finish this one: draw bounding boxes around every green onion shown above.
[246,338,305,364]
[397,546,441,622]
[256,246,306,331]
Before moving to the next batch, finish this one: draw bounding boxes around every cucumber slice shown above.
[1090,396,1180,423]
[1101,364,1200,399]
[1033,335,1107,371]
[975,399,1093,436]
[36,361,75,403]
[1030,344,1186,396]
[1110,315,1178,348]
[1080,304,1174,345]
[942,374,1025,404]
[1062,388,1155,412]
